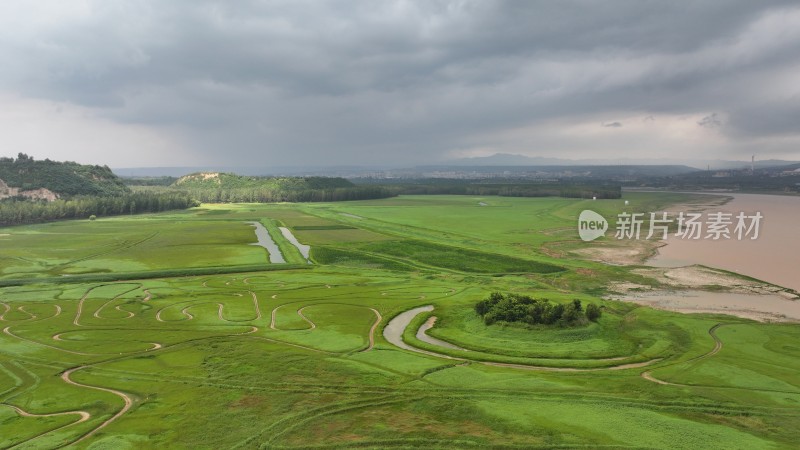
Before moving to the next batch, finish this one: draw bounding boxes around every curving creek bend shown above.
[383,306,662,371]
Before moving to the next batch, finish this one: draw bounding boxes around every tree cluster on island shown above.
[475,292,601,326]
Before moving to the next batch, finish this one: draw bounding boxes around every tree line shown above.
[475,292,602,326]
[0,192,198,227]
[182,186,395,203]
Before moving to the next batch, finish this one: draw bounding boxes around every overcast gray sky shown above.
[1,0,799,168]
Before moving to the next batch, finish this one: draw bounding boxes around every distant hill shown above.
[410,164,700,178]
[0,153,129,200]
[174,172,355,190]
[172,172,392,202]
[445,153,799,170]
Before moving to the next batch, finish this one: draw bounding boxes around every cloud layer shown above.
[1,0,798,167]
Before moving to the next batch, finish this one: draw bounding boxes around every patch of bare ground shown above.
[612,288,800,322]
[630,265,798,297]
[570,239,662,265]
[608,265,800,322]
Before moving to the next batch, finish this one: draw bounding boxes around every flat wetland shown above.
[0,194,798,449]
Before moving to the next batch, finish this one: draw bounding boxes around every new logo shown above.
[578,210,608,242]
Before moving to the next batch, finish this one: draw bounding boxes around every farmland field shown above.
[1,195,798,449]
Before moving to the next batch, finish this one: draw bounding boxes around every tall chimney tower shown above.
[751,155,755,173]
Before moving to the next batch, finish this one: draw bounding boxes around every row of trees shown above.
[0,192,198,226]
[184,186,394,203]
[475,292,602,326]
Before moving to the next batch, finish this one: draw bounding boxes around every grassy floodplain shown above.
[0,194,798,449]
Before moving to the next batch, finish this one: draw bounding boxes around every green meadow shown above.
[0,194,798,449]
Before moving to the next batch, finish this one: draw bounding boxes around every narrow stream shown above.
[246,221,285,263]
[279,227,311,263]
[383,305,443,356]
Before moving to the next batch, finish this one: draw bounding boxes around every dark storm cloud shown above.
[1,0,799,166]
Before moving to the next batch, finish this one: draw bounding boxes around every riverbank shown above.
[648,192,800,292]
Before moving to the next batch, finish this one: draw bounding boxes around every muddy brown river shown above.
[650,193,800,292]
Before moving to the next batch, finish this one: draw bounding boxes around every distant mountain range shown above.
[445,153,800,170]
[113,154,800,177]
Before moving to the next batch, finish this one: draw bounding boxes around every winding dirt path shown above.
[114,305,135,319]
[249,291,262,321]
[61,367,134,445]
[73,290,90,326]
[235,326,259,335]
[1,403,91,449]
[155,308,166,322]
[641,323,725,386]
[91,285,142,320]
[180,307,195,320]
[270,305,280,330]
[296,307,316,330]
[0,304,39,322]
[155,302,194,322]
[362,308,382,352]
[4,326,94,356]
[16,306,37,320]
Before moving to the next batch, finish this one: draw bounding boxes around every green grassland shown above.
[0,194,798,449]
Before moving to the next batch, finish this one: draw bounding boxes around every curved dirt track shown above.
[249,291,262,320]
[181,307,195,320]
[0,304,40,322]
[113,304,135,319]
[362,308,382,352]
[385,305,663,372]
[296,307,316,329]
[61,366,134,445]
[4,326,94,356]
[155,303,193,322]
[641,323,725,386]
[1,277,443,448]
[16,306,36,320]
[1,403,91,448]
[1,276,363,449]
